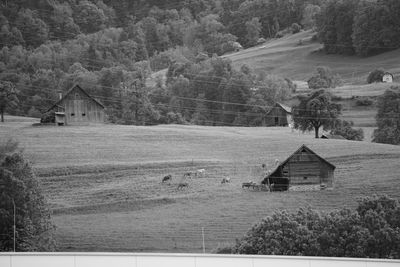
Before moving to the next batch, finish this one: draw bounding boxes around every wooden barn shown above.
[265,102,292,126]
[262,145,335,191]
[48,85,105,126]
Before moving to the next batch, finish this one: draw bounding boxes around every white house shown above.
[382,72,393,83]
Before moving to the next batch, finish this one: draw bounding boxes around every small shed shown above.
[382,72,393,83]
[265,102,292,126]
[262,145,335,191]
[47,85,105,126]
[321,134,346,140]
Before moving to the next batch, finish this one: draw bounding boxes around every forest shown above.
[0,0,399,126]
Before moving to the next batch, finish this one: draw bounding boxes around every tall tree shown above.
[293,90,341,138]
[0,81,18,122]
[373,87,400,145]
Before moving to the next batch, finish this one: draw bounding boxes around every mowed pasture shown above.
[2,117,400,252]
[225,30,400,83]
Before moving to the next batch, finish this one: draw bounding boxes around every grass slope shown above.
[1,118,400,252]
[225,30,400,83]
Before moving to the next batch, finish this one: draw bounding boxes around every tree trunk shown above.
[1,109,4,122]
[314,126,320,138]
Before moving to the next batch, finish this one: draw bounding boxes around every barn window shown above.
[71,113,75,116]
[75,93,80,99]
[82,113,86,116]
[303,176,308,180]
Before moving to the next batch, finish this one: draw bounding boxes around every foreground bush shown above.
[226,195,400,258]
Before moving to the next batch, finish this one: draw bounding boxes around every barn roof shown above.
[383,72,393,77]
[262,144,335,184]
[48,85,105,111]
[267,102,292,114]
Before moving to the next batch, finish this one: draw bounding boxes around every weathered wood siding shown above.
[285,151,334,186]
[57,87,104,125]
[265,106,289,126]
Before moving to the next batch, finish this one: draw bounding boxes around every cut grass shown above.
[2,118,400,252]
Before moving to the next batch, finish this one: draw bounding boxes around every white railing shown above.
[1,253,400,267]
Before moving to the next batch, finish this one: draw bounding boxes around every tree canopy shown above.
[293,90,342,138]
[373,87,400,145]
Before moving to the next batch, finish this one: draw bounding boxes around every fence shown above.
[1,253,400,267]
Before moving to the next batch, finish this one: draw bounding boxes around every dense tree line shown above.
[220,195,400,258]
[316,0,400,56]
[1,0,320,124]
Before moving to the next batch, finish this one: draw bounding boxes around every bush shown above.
[230,195,400,258]
[308,67,342,89]
[367,69,385,84]
[40,111,55,123]
[291,23,301,34]
[331,120,364,141]
[355,97,374,106]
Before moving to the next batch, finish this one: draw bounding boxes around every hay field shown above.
[2,118,400,252]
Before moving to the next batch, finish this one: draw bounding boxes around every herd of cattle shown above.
[161,168,272,191]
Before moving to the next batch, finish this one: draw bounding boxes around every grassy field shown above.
[2,117,400,252]
[225,30,400,83]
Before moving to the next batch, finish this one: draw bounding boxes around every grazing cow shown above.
[162,174,172,183]
[195,169,206,177]
[242,181,256,188]
[183,172,193,179]
[221,177,231,184]
[177,182,189,190]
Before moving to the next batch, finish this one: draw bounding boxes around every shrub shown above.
[331,120,364,141]
[230,195,400,258]
[291,23,301,34]
[40,111,55,123]
[308,67,342,89]
[355,97,374,106]
[367,68,385,84]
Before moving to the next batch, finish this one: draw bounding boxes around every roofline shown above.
[266,102,292,115]
[47,85,105,111]
[280,144,336,169]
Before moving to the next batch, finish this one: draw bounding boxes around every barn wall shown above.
[265,107,289,126]
[286,152,334,186]
[59,87,104,125]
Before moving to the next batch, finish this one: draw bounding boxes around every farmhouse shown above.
[48,85,105,126]
[262,145,335,191]
[265,102,292,126]
[382,72,393,83]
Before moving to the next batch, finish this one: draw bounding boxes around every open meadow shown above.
[2,116,400,252]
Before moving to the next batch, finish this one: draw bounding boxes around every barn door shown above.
[73,99,84,122]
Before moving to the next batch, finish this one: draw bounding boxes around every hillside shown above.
[147,30,400,87]
[2,118,400,252]
[224,31,400,83]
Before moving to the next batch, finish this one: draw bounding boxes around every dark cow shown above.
[221,177,231,184]
[177,182,189,190]
[162,174,172,183]
[242,181,256,188]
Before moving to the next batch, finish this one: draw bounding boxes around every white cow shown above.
[195,168,206,177]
